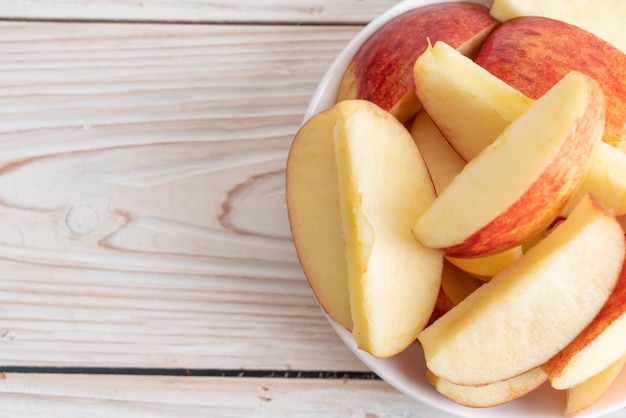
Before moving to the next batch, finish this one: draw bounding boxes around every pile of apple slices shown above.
[286,1,626,415]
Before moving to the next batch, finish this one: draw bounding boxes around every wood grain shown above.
[3,373,626,418]
[0,0,402,24]
[0,373,456,418]
[0,21,366,371]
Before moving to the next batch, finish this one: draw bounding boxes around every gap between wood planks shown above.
[0,367,380,380]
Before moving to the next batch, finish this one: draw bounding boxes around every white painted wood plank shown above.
[1,373,625,418]
[0,0,402,24]
[0,373,455,418]
[0,21,366,371]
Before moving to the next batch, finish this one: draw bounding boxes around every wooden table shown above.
[0,1,624,417]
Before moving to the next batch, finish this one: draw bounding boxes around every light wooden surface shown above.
[0,1,624,417]
[0,0,400,23]
[0,373,429,417]
[0,21,365,372]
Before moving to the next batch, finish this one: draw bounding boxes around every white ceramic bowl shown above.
[303,1,626,417]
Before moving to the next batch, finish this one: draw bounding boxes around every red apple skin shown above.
[337,2,498,124]
[427,288,456,326]
[442,75,606,258]
[543,243,626,380]
[474,16,626,151]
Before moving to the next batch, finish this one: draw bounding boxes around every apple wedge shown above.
[425,367,547,408]
[412,41,626,218]
[446,246,523,281]
[561,141,626,217]
[409,111,465,194]
[334,99,443,358]
[440,261,483,305]
[412,71,605,257]
[336,2,498,124]
[413,40,533,161]
[474,16,626,152]
[285,109,352,330]
[564,355,626,416]
[429,261,484,325]
[489,0,626,54]
[428,288,457,326]
[543,252,626,389]
[418,195,626,386]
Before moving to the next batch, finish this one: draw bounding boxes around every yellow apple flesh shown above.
[440,261,483,305]
[413,41,533,161]
[336,2,498,124]
[334,99,443,358]
[428,261,484,326]
[409,110,465,194]
[446,246,523,281]
[413,40,626,218]
[475,15,626,152]
[426,367,547,408]
[285,109,352,330]
[413,71,605,257]
[564,355,626,416]
[561,141,626,217]
[418,195,626,386]
[543,253,626,389]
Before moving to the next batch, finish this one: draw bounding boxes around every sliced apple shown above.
[413,40,533,161]
[543,252,626,389]
[446,246,523,281]
[409,110,465,194]
[426,367,547,408]
[428,261,483,326]
[285,109,352,330]
[440,261,483,305]
[489,0,626,54]
[334,99,443,358]
[413,71,605,257]
[336,2,498,124]
[474,16,626,152]
[562,141,626,217]
[564,355,626,416]
[428,287,457,326]
[413,41,626,219]
[418,195,626,386]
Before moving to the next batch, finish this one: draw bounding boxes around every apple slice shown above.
[336,2,498,124]
[412,70,605,257]
[412,41,626,218]
[543,252,626,389]
[564,355,626,416]
[285,109,352,330]
[425,367,547,408]
[428,288,457,326]
[413,40,533,161]
[428,262,483,325]
[446,246,523,281]
[561,141,626,217]
[474,16,626,152]
[489,0,626,54]
[440,261,483,305]
[418,195,626,386]
[334,99,443,358]
[409,111,465,194]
